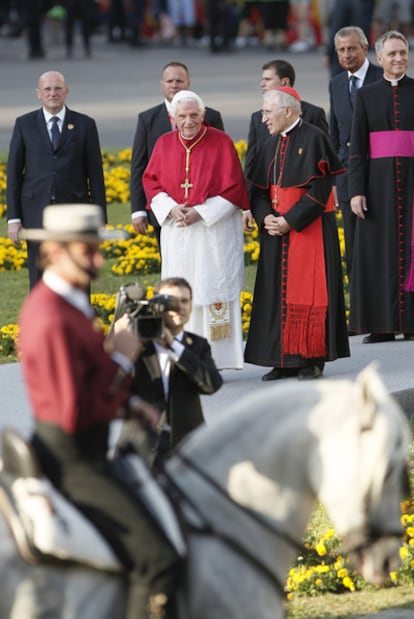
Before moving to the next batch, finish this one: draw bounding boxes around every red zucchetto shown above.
[275,86,301,102]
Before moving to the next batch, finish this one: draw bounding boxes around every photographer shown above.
[118,277,223,467]
[18,204,180,619]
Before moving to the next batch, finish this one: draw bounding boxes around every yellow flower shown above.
[342,576,355,591]
[337,568,348,579]
[315,542,327,556]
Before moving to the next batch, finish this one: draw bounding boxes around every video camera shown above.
[111,283,179,340]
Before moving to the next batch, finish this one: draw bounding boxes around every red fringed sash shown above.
[271,185,335,358]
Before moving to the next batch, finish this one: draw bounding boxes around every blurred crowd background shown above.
[0,0,414,58]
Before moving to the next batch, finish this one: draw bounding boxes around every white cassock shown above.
[151,193,244,370]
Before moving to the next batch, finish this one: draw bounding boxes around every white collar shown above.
[164,99,173,115]
[43,270,94,318]
[348,58,370,82]
[384,74,405,86]
[281,116,301,137]
[43,107,66,124]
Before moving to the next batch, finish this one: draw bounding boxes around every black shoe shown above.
[362,333,395,344]
[261,367,298,381]
[404,333,414,341]
[298,364,323,380]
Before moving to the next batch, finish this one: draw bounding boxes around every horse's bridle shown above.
[161,451,407,594]
[160,452,305,596]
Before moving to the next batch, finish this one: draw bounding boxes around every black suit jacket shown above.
[130,102,224,214]
[244,100,329,183]
[124,331,222,449]
[329,62,383,201]
[7,106,106,228]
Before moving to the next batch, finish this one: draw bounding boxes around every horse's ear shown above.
[355,363,386,430]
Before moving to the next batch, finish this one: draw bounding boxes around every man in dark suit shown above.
[329,26,383,278]
[244,59,329,188]
[118,277,223,467]
[130,61,224,243]
[323,0,375,77]
[7,70,106,289]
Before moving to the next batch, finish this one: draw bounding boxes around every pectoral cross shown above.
[271,185,278,208]
[177,126,207,200]
[180,177,193,200]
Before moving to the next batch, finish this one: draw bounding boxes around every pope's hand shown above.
[242,210,255,232]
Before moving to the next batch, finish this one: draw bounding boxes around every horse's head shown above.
[308,365,411,584]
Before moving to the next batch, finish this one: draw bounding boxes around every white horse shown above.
[0,366,410,619]
[167,365,410,618]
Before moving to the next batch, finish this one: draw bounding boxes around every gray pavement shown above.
[0,27,344,149]
[1,29,414,619]
[2,335,414,439]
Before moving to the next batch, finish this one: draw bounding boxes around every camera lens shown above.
[137,316,164,340]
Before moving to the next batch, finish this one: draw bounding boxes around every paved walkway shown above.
[2,334,414,437]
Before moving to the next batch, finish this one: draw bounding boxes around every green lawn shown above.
[287,584,414,618]
[0,203,257,362]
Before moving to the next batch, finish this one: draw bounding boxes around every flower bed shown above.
[286,498,414,598]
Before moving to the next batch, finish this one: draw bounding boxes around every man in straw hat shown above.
[18,204,181,618]
[244,87,350,381]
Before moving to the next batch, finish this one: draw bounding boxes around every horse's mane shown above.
[177,381,323,460]
[173,369,410,499]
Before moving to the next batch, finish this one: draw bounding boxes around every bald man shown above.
[7,71,106,288]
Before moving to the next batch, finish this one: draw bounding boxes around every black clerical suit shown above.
[244,100,329,189]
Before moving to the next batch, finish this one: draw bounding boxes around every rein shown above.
[161,452,305,596]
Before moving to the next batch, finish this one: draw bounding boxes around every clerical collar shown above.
[281,116,301,137]
[348,58,369,83]
[179,126,204,141]
[43,270,94,318]
[384,74,405,86]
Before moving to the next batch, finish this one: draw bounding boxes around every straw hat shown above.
[20,204,127,243]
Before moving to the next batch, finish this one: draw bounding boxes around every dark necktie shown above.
[349,75,358,106]
[50,116,60,150]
